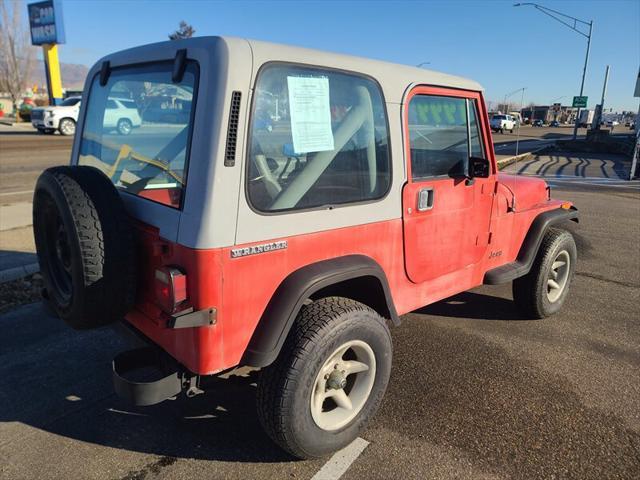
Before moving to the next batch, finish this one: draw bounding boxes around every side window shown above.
[247,65,391,212]
[408,95,486,180]
[469,101,484,158]
[106,100,117,110]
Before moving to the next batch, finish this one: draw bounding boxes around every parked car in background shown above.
[550,120,560,127]
[103,98,143,135]
[490,114,516,133]
[32,96,141,136]
[606,120,619,128]
[31,97,82,135]
[532,119,544,127]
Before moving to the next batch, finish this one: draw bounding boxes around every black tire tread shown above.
[257,297,388,458]
[34,166,136,328]
[513,227,574,319]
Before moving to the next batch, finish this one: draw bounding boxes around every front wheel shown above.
[257,297,392,459]
[513,228,577,318]
[58,118,76,136]
[117,118,133,135]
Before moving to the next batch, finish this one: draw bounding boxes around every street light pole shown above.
[514,3,593,140]
[574,20,593,139]
[503,87,525,115]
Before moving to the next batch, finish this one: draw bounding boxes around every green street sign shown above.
[572,96,588,108]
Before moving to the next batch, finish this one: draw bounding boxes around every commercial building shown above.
[520,105,578,124]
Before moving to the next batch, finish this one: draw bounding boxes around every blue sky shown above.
[39,0,640,111]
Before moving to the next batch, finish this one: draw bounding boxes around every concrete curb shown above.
[0,263,39,284]
[497,144,553,170]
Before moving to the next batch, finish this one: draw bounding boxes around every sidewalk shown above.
[0,203,38,283]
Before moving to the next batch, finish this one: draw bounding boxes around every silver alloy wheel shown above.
[310,340,376,431]
[59,119,75,136]
[118,119,132,135]
[546,250,570,302]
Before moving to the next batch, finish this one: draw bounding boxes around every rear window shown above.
[78,61,198,209]
[493,115,506,120]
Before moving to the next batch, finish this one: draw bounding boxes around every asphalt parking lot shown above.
[1,127,639,479]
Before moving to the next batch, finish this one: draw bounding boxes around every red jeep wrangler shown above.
[33,37,578,459]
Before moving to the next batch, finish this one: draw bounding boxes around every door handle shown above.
[417,187,434,211]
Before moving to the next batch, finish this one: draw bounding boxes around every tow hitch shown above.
[112,347,203,406]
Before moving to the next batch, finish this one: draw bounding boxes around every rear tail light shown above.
[154,266,188,314]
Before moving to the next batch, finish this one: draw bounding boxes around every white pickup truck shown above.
[490,114,516,134]
[32,96,142,136]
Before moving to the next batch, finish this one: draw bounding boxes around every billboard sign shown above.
[572,96,588,108]
[28,1,65,45]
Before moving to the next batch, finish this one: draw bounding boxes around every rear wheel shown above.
[513,228,577,318]
[117,118,133,135]
[257,297,392,459]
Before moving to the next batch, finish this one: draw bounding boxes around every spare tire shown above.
[33,165,137,329]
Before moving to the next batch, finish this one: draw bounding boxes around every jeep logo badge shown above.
[231,240,288,258]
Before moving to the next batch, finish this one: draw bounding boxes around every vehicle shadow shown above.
[414,291,528,321]
[0,303,293,463]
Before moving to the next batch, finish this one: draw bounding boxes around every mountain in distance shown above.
[28,61,89,92]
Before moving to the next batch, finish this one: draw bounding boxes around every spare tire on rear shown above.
[33,165,137,329]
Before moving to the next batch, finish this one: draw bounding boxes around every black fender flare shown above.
[483,206,579,285]
[241,255,399,367]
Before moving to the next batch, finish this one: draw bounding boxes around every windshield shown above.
[61,97,80,107]
[78,61,198,209]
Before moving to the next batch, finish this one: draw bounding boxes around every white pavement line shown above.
[0,190,34,197]
[311,437,369,480]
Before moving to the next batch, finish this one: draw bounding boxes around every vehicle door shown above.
[402,86,495,283]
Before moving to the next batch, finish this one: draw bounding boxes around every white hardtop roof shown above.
[243,37,483,103]
[96,36,484,104]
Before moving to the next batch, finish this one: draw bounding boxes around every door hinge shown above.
[477,232,492,246]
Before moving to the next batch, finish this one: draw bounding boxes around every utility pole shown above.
[593,65,610,130]
[514,3,593,140]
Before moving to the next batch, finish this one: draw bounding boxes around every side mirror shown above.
[469,156,490,178]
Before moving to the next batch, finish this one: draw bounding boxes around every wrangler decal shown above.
[231,240,288,258]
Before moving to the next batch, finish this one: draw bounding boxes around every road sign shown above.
[28,1,65,45]
[572,96,588,108]
[27,1,65,106]
[552,103,562,112]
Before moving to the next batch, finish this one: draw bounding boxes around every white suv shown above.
[32,97,141,136]
[31,96,82,136]
[490,114,516,134]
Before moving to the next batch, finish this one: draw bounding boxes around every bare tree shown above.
[0,0,36,118]
[168,21,195,40]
